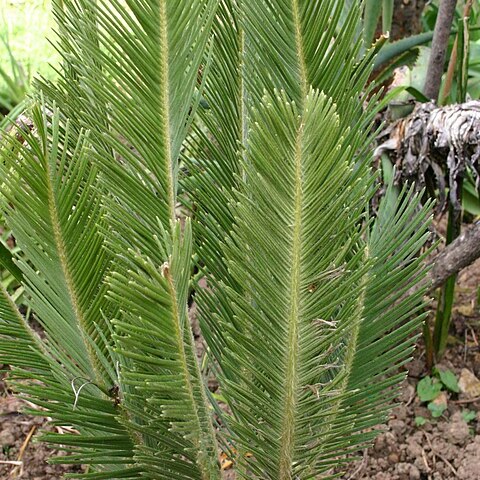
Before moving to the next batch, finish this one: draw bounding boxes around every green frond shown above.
[107,220,219,479]
[190,4,430,477]
[297,186,432,476]
[200,89,373,479]
[0,105,137,476]
[195,0,377,400]
[0,104,111,383]
[35,0,223,476]
[45,0,222,475]
[336,187,433,436]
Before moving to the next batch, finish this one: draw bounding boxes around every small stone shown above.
[458,368,480,398]
[388,452,400,464]
[389,419,406,435]
[377,458,388,469]
[408,359,424,378]
[396,462,411,480]
[0,429,15,445]
[446,412,471,445]
[374,434,386,451]
[456,304,475,317]
[406,438,423,458]
[409,465,421,480]
[398,384,415,403]
[384,431,397,446]
[414,457,427,472]
[392,405,408,421]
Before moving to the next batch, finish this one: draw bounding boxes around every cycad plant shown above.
[0,0,432,479]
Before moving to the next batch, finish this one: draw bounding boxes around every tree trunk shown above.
[376,100,480,291]
[375,101,480,214]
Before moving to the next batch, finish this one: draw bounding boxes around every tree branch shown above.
[423,0,458,101]
[427,221,480,292]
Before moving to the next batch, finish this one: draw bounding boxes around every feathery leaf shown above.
[0,105,137,476]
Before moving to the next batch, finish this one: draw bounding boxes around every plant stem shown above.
[433,190,463,361]
[441,0,473,103]
[423,0,458,101]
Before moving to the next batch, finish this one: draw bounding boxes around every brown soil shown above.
[0,373,84,479]
[1,247,479,479]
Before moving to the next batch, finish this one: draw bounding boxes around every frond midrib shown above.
[278,3,308,476]
[159,0,176,225]
[278,119,304,480]
[292,0,308,100]
[44,135,101,384]
[163,261,219,479]
[239,27,248,163]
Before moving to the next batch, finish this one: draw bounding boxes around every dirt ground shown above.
[0,377,84,479]
[1,252,480,479]
[334,256,480,480]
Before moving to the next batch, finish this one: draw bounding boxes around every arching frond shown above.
[303,185,433,475]
[0,105,137,477]
[328,187,432,451]
[200,90,370,479]
[37,0,222,477]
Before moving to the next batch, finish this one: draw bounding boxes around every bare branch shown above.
[427,221,480,292]
[423,0,458,101]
